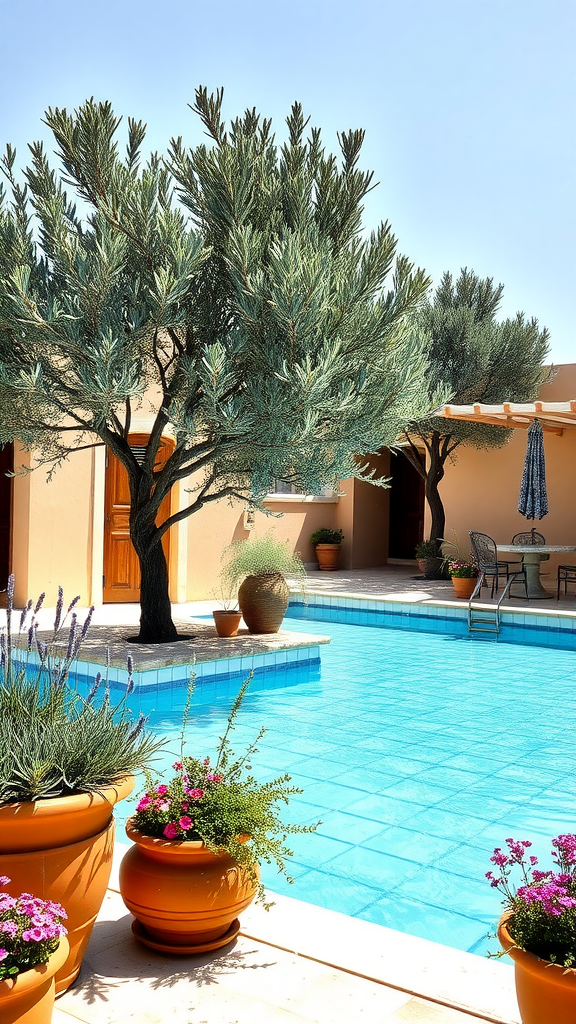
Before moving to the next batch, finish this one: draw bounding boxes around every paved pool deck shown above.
[53,843,520,1024]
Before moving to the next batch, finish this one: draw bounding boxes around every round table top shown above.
[497,544,576,553]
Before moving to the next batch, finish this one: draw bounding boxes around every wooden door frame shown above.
[102,434,175,603]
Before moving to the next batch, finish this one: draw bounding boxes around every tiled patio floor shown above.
[53,848,520,1024]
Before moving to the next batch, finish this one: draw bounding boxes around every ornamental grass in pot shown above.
[221,535,306,633]
[0,575,163,992]
[310,528,344,571]
[120,678,318,953]
[0,874,69,1024]
[487,834,576,1024]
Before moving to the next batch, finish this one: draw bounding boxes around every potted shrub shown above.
[221,535,306,634]
[211,584,242,638]
[310,528,344,571]
[0,874,69,1024]
[487,834,576,1024]
[0,576,163,993]
[119,679,318,952]
[446,559,479,599]
[415,540,444,579]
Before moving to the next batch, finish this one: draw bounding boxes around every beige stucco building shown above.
[5,363,575,607]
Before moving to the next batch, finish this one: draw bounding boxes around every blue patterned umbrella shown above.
[518,419,548,520]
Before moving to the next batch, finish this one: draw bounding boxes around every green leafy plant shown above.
[221,535,307,590]
[441,532,478,577]
[487,835,576,968]
[0,876,67,980]
[415,540,439,559]
[310,528,344,545]
[131,677,318,905]
[0,576,164,803]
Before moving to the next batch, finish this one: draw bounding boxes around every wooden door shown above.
[103,435,173,603]
[0,443,13,592]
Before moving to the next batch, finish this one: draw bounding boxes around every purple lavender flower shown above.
[53,586,64,632]
[33,591,45,615]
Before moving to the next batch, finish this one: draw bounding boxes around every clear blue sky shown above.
[1,0,574,362]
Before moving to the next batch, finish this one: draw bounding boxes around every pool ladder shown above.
[467,572,524,634]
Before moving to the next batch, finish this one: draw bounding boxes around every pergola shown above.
[437,400,576,436]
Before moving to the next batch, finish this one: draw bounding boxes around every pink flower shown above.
[0,949,7,962]
[158,801,171,812]
[181,802,189,811]
[136,795,152,811]
[172,761,183,771]
[0,876,10,886]
[179,816,193,830]
[156,785,169,796]
[206,773,223,783]
[22,926,46,942]
[163,822,180,840]
[0,921,17,937]
[186,788,204,800]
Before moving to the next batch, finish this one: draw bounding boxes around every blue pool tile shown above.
[396,865,499,923]
[271,868,382,916]
[379,778,456,807]
[407,807,488,842]
[327,845,421,889]
[287,831,353,868]
[363,826,458,866]
[294,780,376,811]
[315,811,394,844]
[415,765,479,790]
[435,843,498,881]
[357,893,491,954]
[344,794,425,826]
[434,792,517,822]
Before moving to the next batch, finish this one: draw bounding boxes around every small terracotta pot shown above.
[315,543,340,571]
[238,574,289,633]
[498,911,576,1024]
[0,936,69,1024]
[450,575,478,599]
[0,777,133,993]
[212,610,242,637]
[120,820,259,953]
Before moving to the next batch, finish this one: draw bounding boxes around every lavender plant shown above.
[0,576,163,803]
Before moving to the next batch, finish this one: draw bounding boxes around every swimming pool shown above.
[117,613,576,957]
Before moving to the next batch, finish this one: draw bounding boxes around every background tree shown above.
[0,89,432,643]
[399,269,550,550]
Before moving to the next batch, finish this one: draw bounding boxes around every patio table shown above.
[497,544,576,600]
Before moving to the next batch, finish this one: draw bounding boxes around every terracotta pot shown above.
[0,936,69,1024]
[238,574,289,633]
[417,556,444,579]
[119,820,259,953]
[0,777,133,994]
[498,912,576,1024]
[315,543,340,571]
[450,575,478,599]
[212,610,242,637]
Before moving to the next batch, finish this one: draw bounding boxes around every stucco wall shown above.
[431,364,576,580]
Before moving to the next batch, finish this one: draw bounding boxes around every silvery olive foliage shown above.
[0,88,434,640]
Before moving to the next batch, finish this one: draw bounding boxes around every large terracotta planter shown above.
[417,556,444,579]
[498,912,576,1024]
[238,573,289,633]
[450,575,478,599]
[0,777,133,994]
[315,544,340,571]
[119,819,259,953]
[0,936,69,1024]
[212,610,242,637]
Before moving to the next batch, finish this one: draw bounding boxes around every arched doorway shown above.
[0,443,13,591]
[103,435,174,603]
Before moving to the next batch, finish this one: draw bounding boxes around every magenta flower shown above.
[22,927,46,942]
[136,794,152,811]
[186,788,204,800]
[158,800,171,812]
[179,815,193,830]
[0,876,10,886]
[0,922,17,937]
[163,822,180,840]
[156,785,169,796]
[206,773,223,783]
[172,761,183,771]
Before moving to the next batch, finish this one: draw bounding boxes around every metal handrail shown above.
[468,571,524,633]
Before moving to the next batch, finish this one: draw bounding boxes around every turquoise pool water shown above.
[117,614,576,956]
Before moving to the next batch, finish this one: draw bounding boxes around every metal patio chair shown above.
[557,564,576,599]
[511,530,546,545]
[469,531,528,599]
